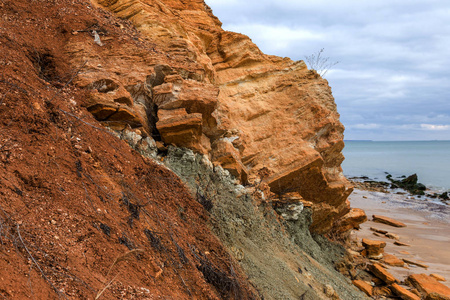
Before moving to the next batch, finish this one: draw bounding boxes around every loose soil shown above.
[349,189,450,288]
[0,1,256,298]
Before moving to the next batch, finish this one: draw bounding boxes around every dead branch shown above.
[59,109,109,133]
[16,224,68,299]
[47,60,88,103]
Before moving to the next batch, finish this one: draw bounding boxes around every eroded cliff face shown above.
[0,0,369,298]
[68,0,356,234]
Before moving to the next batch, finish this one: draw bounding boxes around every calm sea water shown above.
[342,141,450,191]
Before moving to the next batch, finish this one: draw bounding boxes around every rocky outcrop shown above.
[161,147,369,299]
[362,239,386,260]
[70,0,357,234]
[406,274,450,298]
[368,263,398,285]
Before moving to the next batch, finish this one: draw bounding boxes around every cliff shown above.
[0,0,367,299]
[70,0,355,234]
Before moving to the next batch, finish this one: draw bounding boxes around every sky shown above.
[205,0,450,141]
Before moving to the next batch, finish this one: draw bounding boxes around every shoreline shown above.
[348,186,450,289]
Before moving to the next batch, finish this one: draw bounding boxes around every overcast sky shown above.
[205,0,450,141]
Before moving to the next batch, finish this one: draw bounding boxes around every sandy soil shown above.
[349,189,450,287]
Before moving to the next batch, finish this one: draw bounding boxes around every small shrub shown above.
[304,48,339,77]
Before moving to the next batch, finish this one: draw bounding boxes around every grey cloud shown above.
[206,0,450,140]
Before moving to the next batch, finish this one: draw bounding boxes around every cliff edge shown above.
[73,0,355,234]
[0,0,368,299]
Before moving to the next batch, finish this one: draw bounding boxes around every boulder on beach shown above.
[362,238,386,259]
[352,280,373,296]
[373,215,406,227]
[390,283,421,300]
[394,241,411,247]
[403,259,429,269]
[406,274,450,298]
[333,208,368,233]
[383,254,405,267]
[368,263,398,284]
[387,173,427,195]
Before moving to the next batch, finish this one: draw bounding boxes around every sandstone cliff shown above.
[0,0,369,298]
[69,0,355,234]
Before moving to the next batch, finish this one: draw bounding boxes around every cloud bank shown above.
[205,0,450,140]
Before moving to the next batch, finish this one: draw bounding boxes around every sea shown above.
[342,140,450,192]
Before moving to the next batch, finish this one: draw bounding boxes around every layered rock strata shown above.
[70,0,355,233]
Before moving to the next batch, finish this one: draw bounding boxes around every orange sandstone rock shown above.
[407,274,450,298]
[368,263,398,284]
[362,239,386,260]
[430,274,446,282]
[373,215,406,227]
[334,208,367,233]
[383,254,405,267]
[403,259,429,269]
[395,241,411,247]
[370,227,388,234]
[425,293,450,300]
[80,0,358,233]
[391,283,421,300]
[352,280,373,296]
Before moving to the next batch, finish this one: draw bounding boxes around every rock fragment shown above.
[372,215,406,227]
[406,274,450,298]
[352,280,373,296]
[403,259,429,269]
[390,283,421,300]
[385,232,400,240]
[370,227,388,234]
[383,254,405,267]
[394,241,411,247]
[362,238,386,259]
[368,263,398,284]
[430,274,446,282]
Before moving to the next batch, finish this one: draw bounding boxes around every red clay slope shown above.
[0,1,256,298]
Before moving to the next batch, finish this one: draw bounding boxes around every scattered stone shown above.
[274,202,304,221]
[403,259,429,269]
[373,232,384,237]
[362,239,386,260]
[370,227,388,234]
[383,254,405,267]
[368,263,398,284]
[390,283,421,300]
[155,141,167,152]
[438,192,449,200]
[385,232,400,240]
[347,249,361,258]
[430,274,446,282]
[394,241,411,247]
[406,274,450,298]
[387,173,427,195]
[335,208,367,232]
[373,286,393,297]
[323,284,336,298]
[371,277,384,286]
[352,280,373,296]
[373,215,406,227]
[411,289,422,297]
[425,292,450,300]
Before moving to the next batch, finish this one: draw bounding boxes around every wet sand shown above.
[349,189,450,287]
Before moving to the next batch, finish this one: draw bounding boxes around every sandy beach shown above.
[349,188,450,287]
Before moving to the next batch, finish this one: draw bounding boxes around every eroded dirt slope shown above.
[0,1,256,298]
